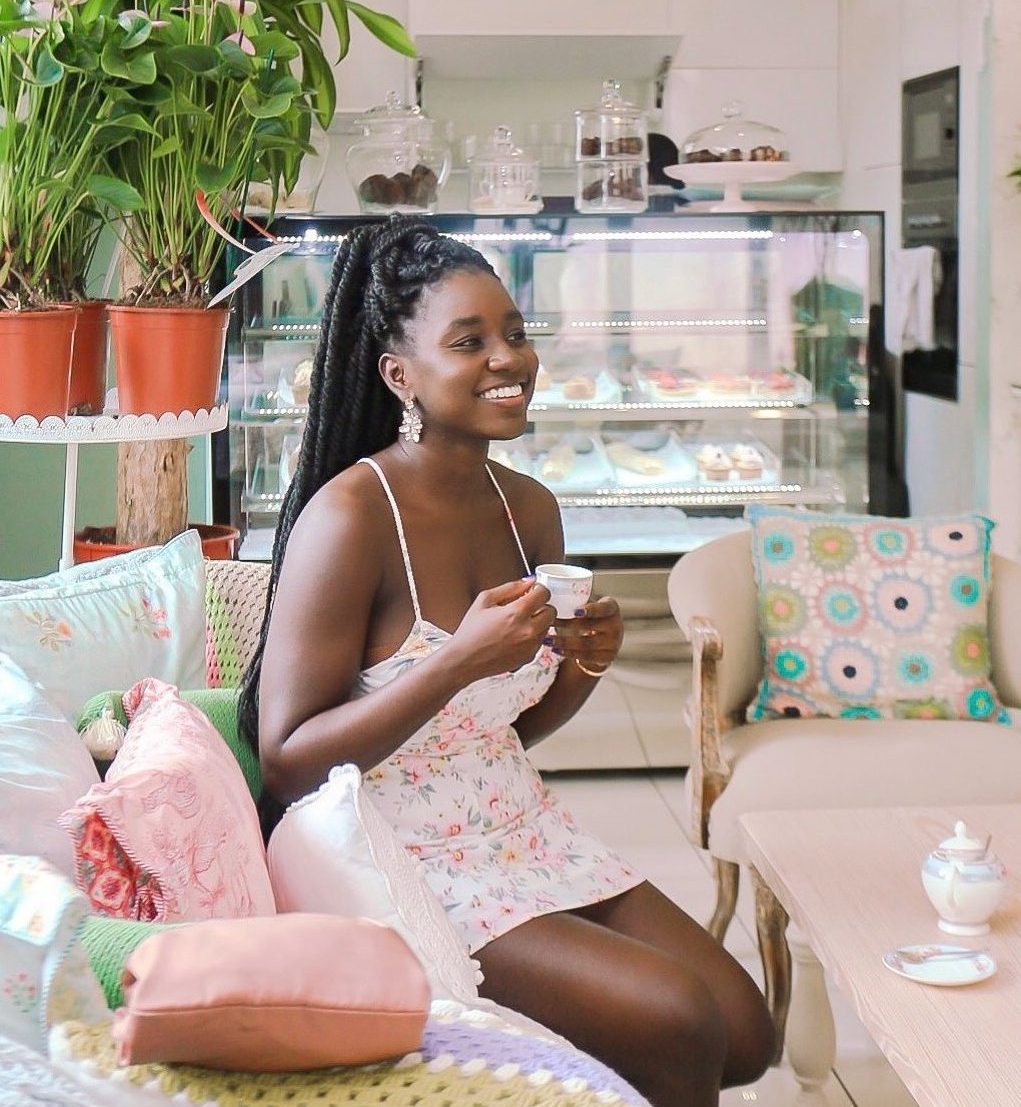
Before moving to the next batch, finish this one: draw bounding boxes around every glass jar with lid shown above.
[468,126,542,215]
[345,92,451,214]
[574,79,647,160]
[682,101,789,163]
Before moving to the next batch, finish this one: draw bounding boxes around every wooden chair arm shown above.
[687,615,733,850]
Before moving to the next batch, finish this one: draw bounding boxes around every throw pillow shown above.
[0,653,100,878]
[746,505,1008,723]
[50,998,651,1107]
[0,855,107,1054]
[59,678,275,922]
[268,764,482,1005]
[110,914,430,1070]
[0,530,206,722]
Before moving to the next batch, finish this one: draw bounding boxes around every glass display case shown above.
[219,211,891,564]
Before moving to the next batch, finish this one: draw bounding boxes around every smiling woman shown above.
[236,217,774,1107]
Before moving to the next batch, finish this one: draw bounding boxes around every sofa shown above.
[0,543,652,1106]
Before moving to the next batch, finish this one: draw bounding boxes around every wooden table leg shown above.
[787,925,836,1107]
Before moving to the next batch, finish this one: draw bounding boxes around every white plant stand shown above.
[0,406,228,571]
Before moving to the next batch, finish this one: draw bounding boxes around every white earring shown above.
[399,392,423,443]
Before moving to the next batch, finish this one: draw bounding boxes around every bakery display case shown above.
[215,210,891,768]
[219,210,890,561]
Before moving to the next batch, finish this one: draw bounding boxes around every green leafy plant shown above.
[0,0,147,310]
[103,1,312,305]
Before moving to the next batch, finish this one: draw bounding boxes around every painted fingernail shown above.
[552,647,565,656]
[542,636,555,646]
[574,608,586,617]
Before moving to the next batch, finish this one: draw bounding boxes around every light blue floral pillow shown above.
[746,506,1008,724]
[0,530,206,721]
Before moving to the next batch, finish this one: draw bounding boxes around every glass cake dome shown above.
[682,101,789,163]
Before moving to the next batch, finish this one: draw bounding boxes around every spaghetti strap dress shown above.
[352,457,643,954]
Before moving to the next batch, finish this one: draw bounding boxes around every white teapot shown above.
[921,820,1006,936]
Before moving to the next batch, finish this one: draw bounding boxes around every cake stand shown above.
[0,406,228,571]
[664,162,800,212]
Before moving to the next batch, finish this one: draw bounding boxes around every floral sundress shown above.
[354,458,642,954]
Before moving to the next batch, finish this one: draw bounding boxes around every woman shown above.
[239,217,773,1106]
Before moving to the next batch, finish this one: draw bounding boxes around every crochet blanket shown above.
[50,999,651,1106]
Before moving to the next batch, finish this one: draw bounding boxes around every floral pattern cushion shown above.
[746,506,1008,723]
[59,678,276,923]
[0,531,206,722]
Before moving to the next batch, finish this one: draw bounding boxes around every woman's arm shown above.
[510,481,624,750]
[258,474,554,804]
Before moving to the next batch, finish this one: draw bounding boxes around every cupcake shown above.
[698,445,732,482]
[732,444,764,479]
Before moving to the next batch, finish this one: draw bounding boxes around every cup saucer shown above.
[882,944,996,987]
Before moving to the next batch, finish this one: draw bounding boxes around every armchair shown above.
[667,529,1021,1059]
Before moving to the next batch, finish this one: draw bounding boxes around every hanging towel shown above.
[891,245,942,353]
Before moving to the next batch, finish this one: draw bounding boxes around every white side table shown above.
[0,407,228,571]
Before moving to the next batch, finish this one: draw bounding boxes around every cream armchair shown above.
[667,529,1021,1060]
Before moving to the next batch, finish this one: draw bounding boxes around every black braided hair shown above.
[238,216,496,836]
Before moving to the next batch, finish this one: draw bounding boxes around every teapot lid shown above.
[354,91,430,134]
[937,820,989,860]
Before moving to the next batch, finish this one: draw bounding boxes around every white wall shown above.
[838,0,989,519]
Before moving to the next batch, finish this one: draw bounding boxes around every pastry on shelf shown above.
[562,375,597,401]
[758,369,798,396]
[697,445,733,482]
[290,358,314,406]
[540,443,576,481]
[707,374,752,396]
[489,446,529,475]
[732,444,764,479]
[606,441,666,476]
[646,368,700,399]
[534,364,552,392]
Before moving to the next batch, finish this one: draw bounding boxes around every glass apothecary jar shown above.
[345,92,451,214]
[682,101,789,163]
[246,122,330,214]
[575,79,647,160]
[468,126,542,215]
[575,160,648,214]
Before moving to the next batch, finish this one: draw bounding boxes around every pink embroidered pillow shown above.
[59,678,275,922]
[111,914,430,1071]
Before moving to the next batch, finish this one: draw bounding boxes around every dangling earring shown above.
[399,392,423,444]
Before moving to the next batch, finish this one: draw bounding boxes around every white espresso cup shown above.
[535,563,594,619]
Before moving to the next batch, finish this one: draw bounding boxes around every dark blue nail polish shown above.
[574,608,586,617]
[552,647,565,656]
[542,636,555,646]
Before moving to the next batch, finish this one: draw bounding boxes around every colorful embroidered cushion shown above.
[111,914,430,1070]
[59,678,276,922]
[50,999,651,1106]
[0,855,107,1054]
[268,764,481,1006]
[0,531,206,722]
[746,506,1008,723]
[0,653,100,879]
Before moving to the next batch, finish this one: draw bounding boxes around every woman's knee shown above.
[719,976,776,1087]
[647,971,729,1082]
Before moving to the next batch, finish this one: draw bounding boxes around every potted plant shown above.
[74,0,415,558]
[0,0,146,419]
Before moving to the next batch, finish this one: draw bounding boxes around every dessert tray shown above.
[664,161,801,212]
[602,429,698,487]
[632,367,812,407]
[530,370,623,408]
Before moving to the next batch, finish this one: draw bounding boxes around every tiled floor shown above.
[544,770,919,1107]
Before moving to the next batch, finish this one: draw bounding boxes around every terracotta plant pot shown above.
[0,306,78,419]
[72,523,240,565]
[66,300,109,416]
[108,305,229,416]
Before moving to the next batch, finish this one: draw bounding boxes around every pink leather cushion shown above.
[60,678,275,922]
[111,914,430,1071]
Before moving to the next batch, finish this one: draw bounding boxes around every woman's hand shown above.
[552,596,623,674]
[446,579,556,683]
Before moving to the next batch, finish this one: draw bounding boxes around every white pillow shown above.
[267,764,482,1005]
[0,654,100,878]
[0,530,206,721]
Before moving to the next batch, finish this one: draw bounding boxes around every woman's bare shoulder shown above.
[487,462,563,556]
[278,463,390,590]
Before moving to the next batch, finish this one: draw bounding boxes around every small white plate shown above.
[882,944,996,987]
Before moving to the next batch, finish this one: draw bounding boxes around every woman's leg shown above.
[476,908,729,1107]
[574,881,775,1088]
